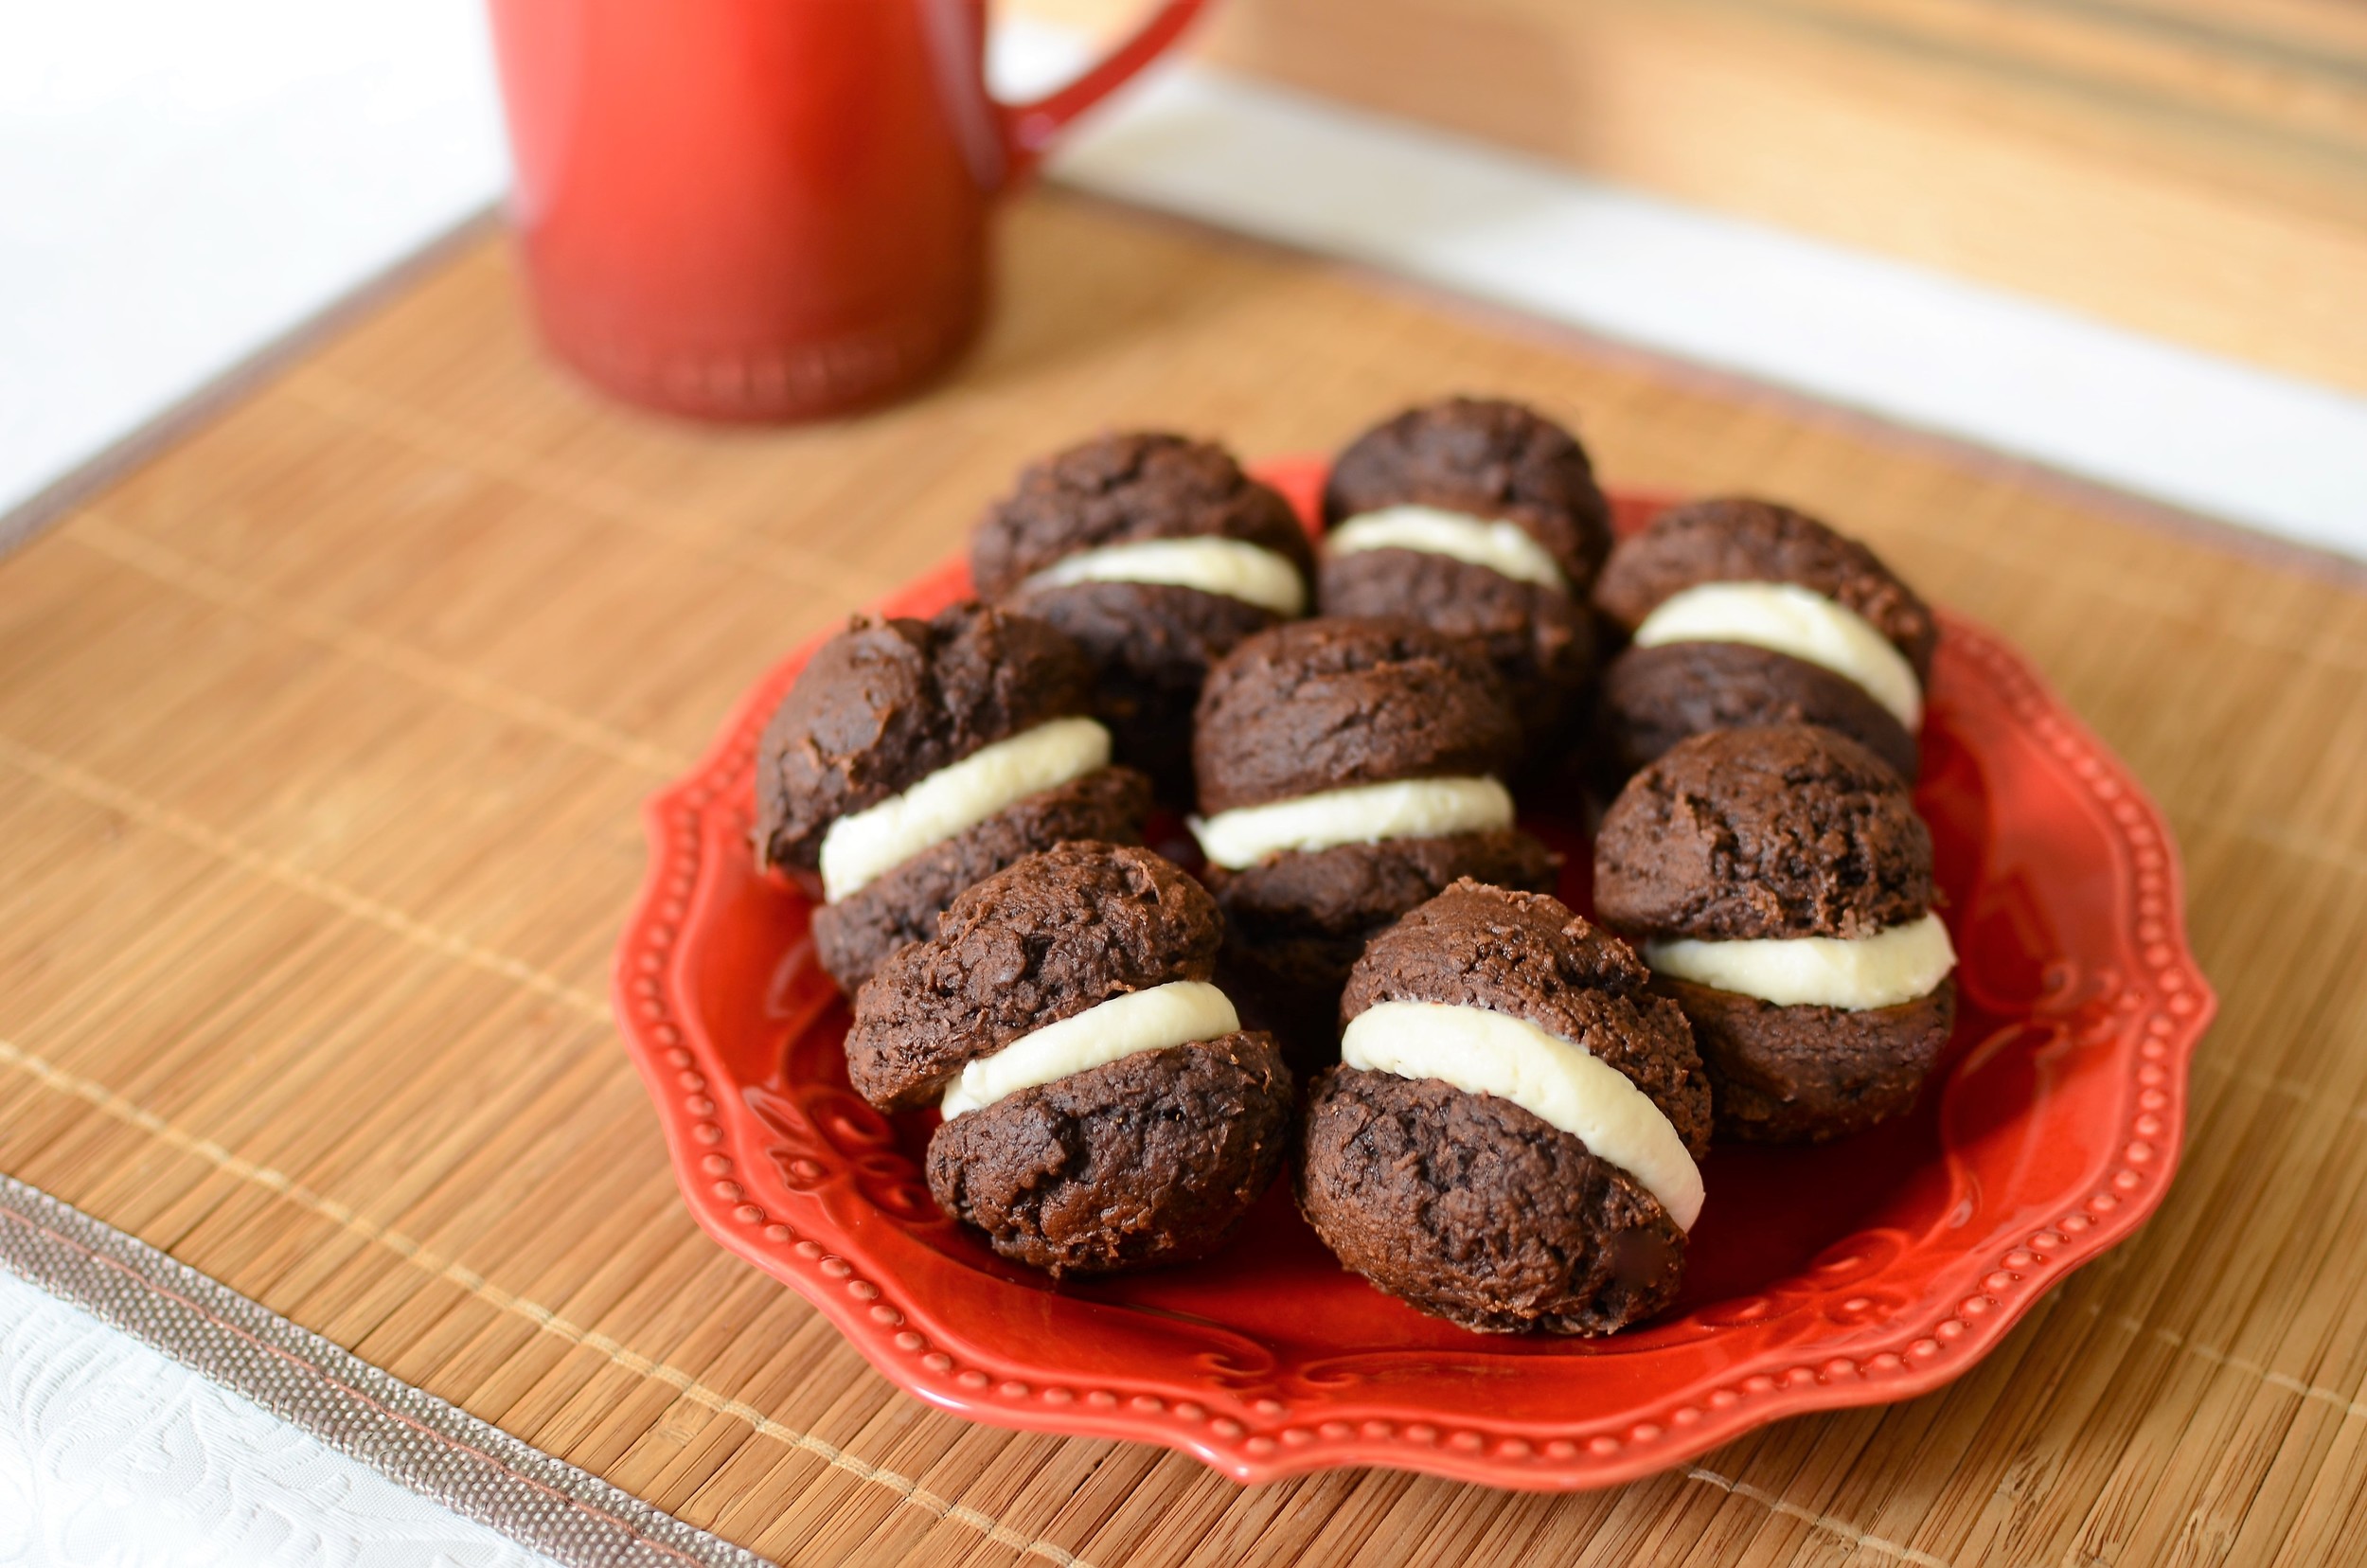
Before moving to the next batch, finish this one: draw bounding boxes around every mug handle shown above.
[994,0,1208,185]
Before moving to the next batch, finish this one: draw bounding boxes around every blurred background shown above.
[7,0,2364,556]
[1061,0,2367,393]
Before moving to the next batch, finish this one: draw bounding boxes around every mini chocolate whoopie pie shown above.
[1593,497,1937,783]
[971,432,1316,802]
[845,842,1294,1277]
[1318,398,1613,760]
[1593,724,1958,1144]
[1188,616,1560,1069]
[1297,880,1711,1335]
[756,601,1152,994]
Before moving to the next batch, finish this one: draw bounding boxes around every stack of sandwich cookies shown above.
[1189,617,1559,1066]
[1318,399,1611,759]
[1593,497,1935,781]
[756,602,1152,994]
[845,843,1293,1276]
[971,433,1315,801]
[1297,881,1711,1335]
[1594,724,1957,1143]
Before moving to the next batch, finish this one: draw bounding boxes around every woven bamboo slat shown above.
[3,191,2363,1566]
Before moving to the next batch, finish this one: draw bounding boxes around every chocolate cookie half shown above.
[845,842,1293,1276]
[755,601,1152,993]
[1319,398,1611,760]
[1189,617,1559,1069]
[972,432,1314,802]
[1297,880,1711,1335]
[1593,724,1958,1142]
[1592,497,1935,781]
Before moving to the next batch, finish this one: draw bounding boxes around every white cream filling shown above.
[1327,506,1569,594]
[939,980,1240,1119]
[1189,775,1515,872]
[1632,580,1923,729]
[818,717,1110,902]
[1342,1001,1704,1231]
[1645,911,1956,1011]
[1024,537,1308,616]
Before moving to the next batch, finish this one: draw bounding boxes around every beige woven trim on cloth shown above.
[0,1174,774,1568]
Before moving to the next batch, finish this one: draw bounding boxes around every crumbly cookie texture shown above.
[845,841,1294,1277]
[845,841,1221,1112]
[1191,616,1521,815]
[1298,1066,1690,1334]
[970,433,1314,802]
[756,600,1095,874]
[1594,724,1953,1144]
[1339,881,1711,1152]
[1597,639,1917,783]
[1593,496,1936,682]
[1318,547,1593,758]
[1593,723,1935,942]
[1322,397,1613,594]
[927,1031,1291,1277]
[1190,615,1548,1067]
[1005,578,1280,804]
[1207,830,1561,1075]
[810,766,1150,993]
[1659,972,1956,1143]
[1316,397,1612,761]
[1296,881,1709,1335]
[970,431,1312,597]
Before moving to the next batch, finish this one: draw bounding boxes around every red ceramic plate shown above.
[614,461,2212,1489]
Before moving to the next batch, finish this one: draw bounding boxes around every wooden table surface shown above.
[3,192,2365,1567]
[1183,0,2367,396]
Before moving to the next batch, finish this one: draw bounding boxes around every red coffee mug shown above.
[488,0,1206,421]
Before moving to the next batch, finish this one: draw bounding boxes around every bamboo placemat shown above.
[3,190,2363,1567]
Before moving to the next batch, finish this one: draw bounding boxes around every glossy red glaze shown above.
[487,0,1205,420]
[614,460,2212,1488]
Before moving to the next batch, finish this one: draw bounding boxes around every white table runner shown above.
[0,1270,561,1568]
